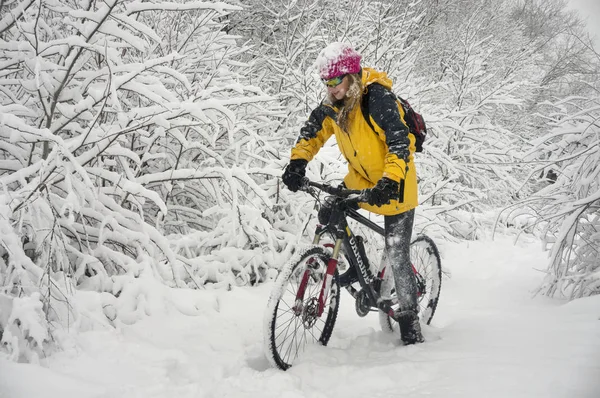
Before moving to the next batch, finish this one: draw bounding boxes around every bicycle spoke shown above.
[275,305,299,321]
[293,318,304,362]
[279,297,295,310]
[284,313,303,361]
[281,316,298,364]
[275,296,304,317]
[306,323,320,343]
[286,281,300,298]
[301,326,309,355]
[289,315,305,362]
[313,321,324,337]
[289,315,303,363]
[274,312,297,328]
[275,311,297,344]
[278,305,302,342]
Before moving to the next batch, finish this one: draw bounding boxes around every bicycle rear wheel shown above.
[264,246,340,370]
[379,234,442,333]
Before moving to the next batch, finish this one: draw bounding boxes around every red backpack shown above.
[360,85,427,152]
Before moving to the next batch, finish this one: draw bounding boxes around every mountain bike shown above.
[264,179,442,370]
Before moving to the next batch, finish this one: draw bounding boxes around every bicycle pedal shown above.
[376,298,395,316]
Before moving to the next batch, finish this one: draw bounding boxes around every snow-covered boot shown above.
[398,310,424,345]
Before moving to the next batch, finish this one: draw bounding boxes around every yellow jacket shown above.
[290,68,418,215]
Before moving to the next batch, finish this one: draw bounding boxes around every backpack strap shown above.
[360,87,375,132]
[360,83,398,133]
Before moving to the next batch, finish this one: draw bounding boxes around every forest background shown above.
[0,0,598,363]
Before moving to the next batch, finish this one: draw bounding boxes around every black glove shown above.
[367,177,399,206]
[282,159,308,192]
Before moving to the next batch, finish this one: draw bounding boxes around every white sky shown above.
[568,0,600,49]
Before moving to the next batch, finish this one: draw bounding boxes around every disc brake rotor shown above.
[302,297,319,328]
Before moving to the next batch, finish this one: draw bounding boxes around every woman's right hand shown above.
[282,159,308,192]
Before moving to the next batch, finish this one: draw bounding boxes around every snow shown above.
[314,42,361,79]
[315,43,351,69]
[1,234,598,397]
[124,1,242,15]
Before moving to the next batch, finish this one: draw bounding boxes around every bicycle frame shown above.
[294,190,399,321]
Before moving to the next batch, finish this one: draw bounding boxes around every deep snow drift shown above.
[1,234,599,398]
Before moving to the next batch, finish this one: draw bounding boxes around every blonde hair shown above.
[328,73,363,133]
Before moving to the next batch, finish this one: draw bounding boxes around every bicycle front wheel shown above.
[264,246,340,370]
[379,234,442,333]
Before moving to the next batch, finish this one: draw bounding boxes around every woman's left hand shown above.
[367,177,399,206]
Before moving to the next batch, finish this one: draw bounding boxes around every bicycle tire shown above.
[378,234,442,333]
[264,246,340,370]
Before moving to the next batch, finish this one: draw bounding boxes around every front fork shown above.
[295,232,342,317]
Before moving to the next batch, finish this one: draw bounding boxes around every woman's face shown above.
[326,75,350,101]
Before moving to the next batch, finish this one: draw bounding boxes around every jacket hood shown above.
[361,67,393,91]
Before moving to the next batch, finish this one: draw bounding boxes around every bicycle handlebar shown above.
[299,178,369,204]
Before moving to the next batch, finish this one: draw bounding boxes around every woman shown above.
[281,42,423,345]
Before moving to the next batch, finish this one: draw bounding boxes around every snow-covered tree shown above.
[0,0,282,361]
[503,96,600,299]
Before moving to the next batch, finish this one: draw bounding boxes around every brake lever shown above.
[343,189,370,204]
[299,177,310,192]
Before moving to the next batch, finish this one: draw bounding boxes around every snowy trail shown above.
[1,235,599,398]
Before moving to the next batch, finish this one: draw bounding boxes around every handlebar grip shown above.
[299,177,310,191]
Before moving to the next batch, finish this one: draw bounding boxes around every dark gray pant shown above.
[384,209,417,313]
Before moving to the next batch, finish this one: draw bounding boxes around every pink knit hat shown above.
[315,42,362,80]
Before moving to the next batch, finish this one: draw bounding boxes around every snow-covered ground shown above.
[1,234,599,398]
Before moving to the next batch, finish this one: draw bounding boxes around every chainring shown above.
[354,289,371,317]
